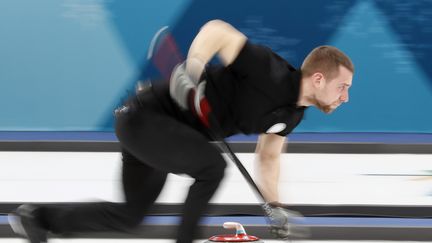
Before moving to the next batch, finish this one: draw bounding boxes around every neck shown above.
[297,76,316,107]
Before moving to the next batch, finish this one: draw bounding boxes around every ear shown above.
[311,72,325,88]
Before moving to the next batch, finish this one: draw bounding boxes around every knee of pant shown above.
[214,160,226,179]
[126,217,143,228]
[123,209,146,228]
[197,159,226,182]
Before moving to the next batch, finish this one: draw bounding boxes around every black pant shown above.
[39,88,227,243]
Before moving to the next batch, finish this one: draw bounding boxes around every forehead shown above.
[334,65,353,85]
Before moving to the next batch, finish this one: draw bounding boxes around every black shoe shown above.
[8,204,48,243]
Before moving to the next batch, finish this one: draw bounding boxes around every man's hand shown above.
[169,61,211,127]
[169,62,196,110]
[263,203,310,239]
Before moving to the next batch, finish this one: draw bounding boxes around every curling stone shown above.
[204,222,264,243]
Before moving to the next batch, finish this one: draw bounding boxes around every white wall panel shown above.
[1,152,431,205]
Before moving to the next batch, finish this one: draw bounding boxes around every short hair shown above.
[301,46,354,80]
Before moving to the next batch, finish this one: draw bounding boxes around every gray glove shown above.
[169,62,196,110]
[263,203,310,239]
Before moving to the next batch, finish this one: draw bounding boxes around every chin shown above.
[315,100,336,114]
[322,106,335,114]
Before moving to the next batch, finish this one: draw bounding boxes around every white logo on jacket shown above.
[266,123,286,133]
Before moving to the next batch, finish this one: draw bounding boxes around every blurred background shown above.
[1,0,431,132]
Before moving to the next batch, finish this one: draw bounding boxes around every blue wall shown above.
[1,0,431,133]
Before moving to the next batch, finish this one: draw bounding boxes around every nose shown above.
[340,90,349,103]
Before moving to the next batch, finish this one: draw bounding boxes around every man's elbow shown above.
[201,19,231,32]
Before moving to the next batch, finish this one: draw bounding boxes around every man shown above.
[10,19,353,243]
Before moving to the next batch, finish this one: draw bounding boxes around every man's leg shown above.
[176,157,225,243]
[11,92,225,243]
[41,150,167,233]
[116,105,226,243]
[11,149,167,241]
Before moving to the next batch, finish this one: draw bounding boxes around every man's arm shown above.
[169,19,247,111]
[255,133,286,203]
[185,19,247,81]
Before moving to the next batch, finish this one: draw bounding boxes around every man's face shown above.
[314,65,353,114]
